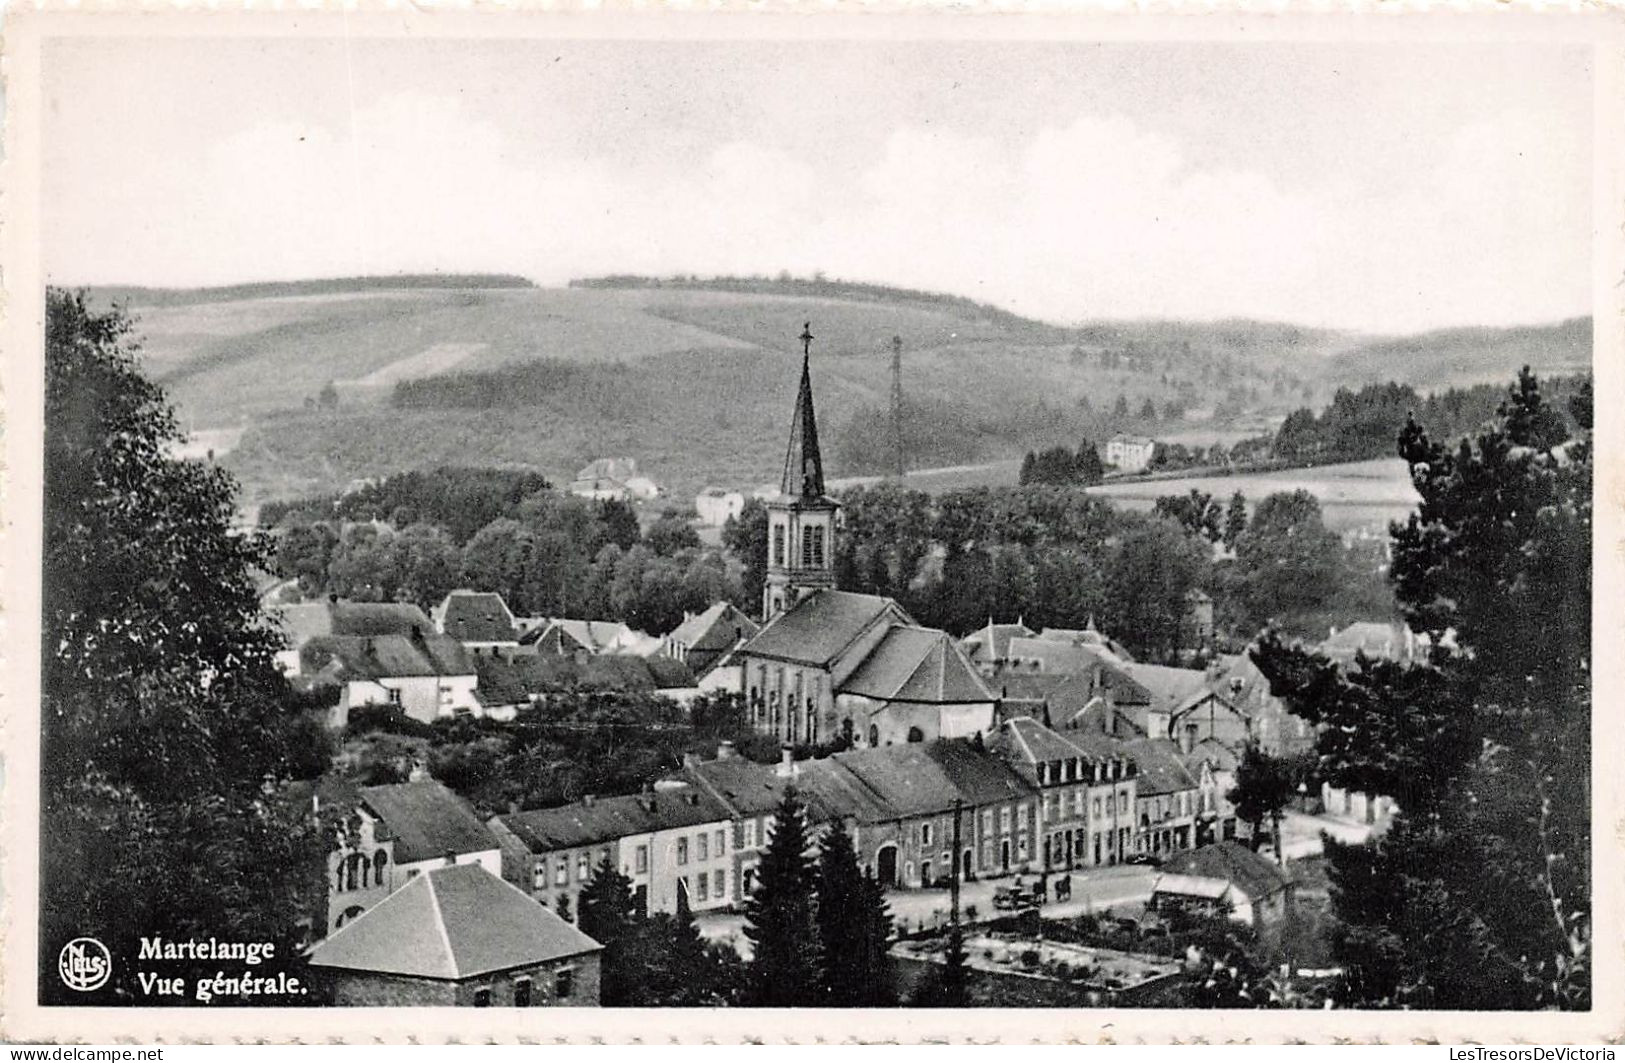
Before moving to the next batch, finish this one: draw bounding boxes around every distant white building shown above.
[1105,434,1157,473]
[569,457,660,502]
[695,487,746,527]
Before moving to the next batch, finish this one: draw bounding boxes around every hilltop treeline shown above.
[260,466,557,544]
[391,359,581,411]
[1275,374,1590,465]
[87,273,534,308]
[569,272,1055,333]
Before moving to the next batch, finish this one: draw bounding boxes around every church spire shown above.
[780,322,827,500]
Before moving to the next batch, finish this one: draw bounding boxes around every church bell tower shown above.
[762,323,839,619]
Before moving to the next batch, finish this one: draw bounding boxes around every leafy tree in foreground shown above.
[42,289,329,1004]
[814,823,896,1005]
[1252,368,1591,1009]
[743,789,821,1005]
[1226,742,1298,863]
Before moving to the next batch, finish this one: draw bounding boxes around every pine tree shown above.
[913,921,970,1006]
[814,823,896,1005]
[1223,491,1248,550]
[577,856,639,1005]
[1252,368,1591,1009]
[743,788,822,1005]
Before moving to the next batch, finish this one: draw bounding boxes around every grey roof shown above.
[1122,739,1200,797]
[681,758,851,823]
[328,602,436,637]
[667,601,760,651]
[957,621,1036,664]
[840,627,994,704]
[303,632,475,681]
[1123,662,1210,713]
[1162,842,1292,900]
[738,589,909,669]
[360,780,499,864]
[495,785,730,854]
[437,592,518,643]
[309,632,472,681]
[309,864,601,979]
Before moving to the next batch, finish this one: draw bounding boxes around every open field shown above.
[1088,457,1419,532]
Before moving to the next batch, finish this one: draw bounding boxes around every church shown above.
[729,325,997,749]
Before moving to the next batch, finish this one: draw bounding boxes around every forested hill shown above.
[1329,317,1590,391]
[83,273,536,308]
[79,273,1593,507]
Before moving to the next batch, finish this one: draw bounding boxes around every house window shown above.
[577,852,590,880]
[533,860,547,891]
[714,869,725,897]
[677,838,689,865]
[772,525,786,566]
[698,874,709,902]
[555,968,575,999]
[921,823,932,847]
[981,809,993,834]
[742,820,755,849]
[1017,837,1029,859]
[387,688,402,706]
[698,833,709,861]
[1093,796,1103,818]
[1017,804,1029,828]
[999,808,1011,833]
[555,856,568,886]
[514,979,532,1007]
[473,988,491,1008]
[1119,792,1130,815]
[635,845,649,873]
[715,829,726,854]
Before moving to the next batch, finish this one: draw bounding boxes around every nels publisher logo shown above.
[58,937,111,992]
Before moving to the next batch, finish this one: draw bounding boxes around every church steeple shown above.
[762,322,840,620]
[780,323,827,500]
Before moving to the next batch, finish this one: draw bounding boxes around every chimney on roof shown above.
[717,740,737,761]
[408,758,429,782]
[582,793,596,807]
[776,745,795,779]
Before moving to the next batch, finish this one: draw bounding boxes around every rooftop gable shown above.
[359,780,498,864]
[309,864,600,979]
[738,589,911,669]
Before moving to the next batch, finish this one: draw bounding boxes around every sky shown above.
[42,36,1592,333]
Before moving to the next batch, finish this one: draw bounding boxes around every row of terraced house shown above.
[485,715,1242,922]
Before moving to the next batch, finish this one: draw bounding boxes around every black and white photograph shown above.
[2,7,1617,1044]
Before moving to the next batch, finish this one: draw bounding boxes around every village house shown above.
[300,625,481,725]
[1152,842,1296,933]
[1105,433,1157,473]
[569,457,659,502]
[1121,739,1201,860]
[433,590,521,657]
[271,599,439,678]
[660,601,760,680]
[676,744,851,903]
[490,782,734,918]
[694,486,746,527]
[309,864,602,1007]
[520,617,662,658]
[308,777,502,934]
[989,717,1139,872]
[956,619,1036,676]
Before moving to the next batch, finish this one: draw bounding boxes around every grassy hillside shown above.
[1329,317,1591,391]
[76,275,1589,509]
